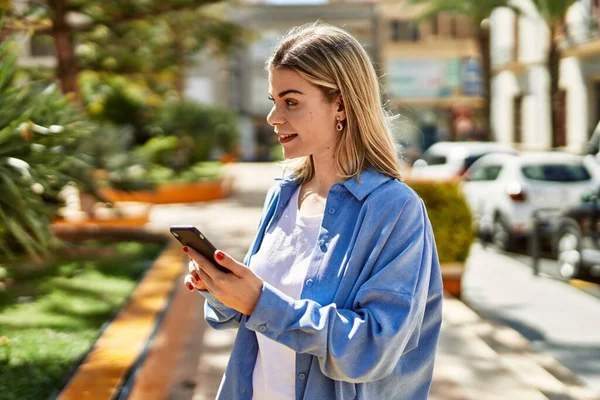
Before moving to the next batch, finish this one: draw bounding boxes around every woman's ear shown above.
[336,96,346,121]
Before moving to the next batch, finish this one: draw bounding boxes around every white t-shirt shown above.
[249,187,323,400]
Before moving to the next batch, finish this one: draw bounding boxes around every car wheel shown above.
[492,215,513,251]
[555,222,582,279]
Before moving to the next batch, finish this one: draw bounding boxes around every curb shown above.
[56,240,185,400]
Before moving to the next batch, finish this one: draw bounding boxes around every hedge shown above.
[405,179,475,264]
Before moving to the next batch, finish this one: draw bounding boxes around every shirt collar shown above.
[342,167,393,201]
[275,167,393,201]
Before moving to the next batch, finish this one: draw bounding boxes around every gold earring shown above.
[336,117,344,132]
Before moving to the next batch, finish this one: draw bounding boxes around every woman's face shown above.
[267,67,344,160]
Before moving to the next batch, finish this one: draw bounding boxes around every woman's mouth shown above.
[278,133,298,144]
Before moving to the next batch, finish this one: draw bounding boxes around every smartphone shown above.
[169,225,229,273]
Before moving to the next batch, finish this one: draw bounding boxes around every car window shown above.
[486,165,503,180]
[521,163,591,182]
[422,153,447,165]
[470,165,502,181]
[464,151,515,171]
[464,154,485,170]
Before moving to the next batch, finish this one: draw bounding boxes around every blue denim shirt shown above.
[200,167,443,399]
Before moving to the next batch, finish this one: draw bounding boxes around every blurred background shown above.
[2,0,600,399]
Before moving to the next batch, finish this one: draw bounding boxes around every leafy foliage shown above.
[0,37,95,260]
[406,179,475,263]
[410,0,519,21]
[76,124,155,192]
[3,0,245,100]
[530,0,577,25]
[135,100,238,173]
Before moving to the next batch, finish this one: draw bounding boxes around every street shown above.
[463,243,600,393]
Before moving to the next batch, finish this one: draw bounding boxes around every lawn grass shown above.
[0,241,163,400]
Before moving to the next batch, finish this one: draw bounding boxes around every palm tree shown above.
[530,0,578,148]
[410,0,520,140]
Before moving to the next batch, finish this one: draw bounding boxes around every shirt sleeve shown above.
[198,290,243,330]
[244,196,439,383]
[201,183,279,330]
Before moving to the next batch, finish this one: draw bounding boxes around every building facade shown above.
[376,0,482,155]
[217,0,482,160]
[228,0,379,160]
[491,0,600,153]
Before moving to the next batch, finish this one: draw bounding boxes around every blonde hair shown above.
[267,22,402,183]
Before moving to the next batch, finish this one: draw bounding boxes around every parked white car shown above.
[410,141,518,180]
[461,151,600,250]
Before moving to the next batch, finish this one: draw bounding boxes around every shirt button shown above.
[328,208,335,215]
[306,279,313,287]
[298,373,307,380]
[258,324,267,333]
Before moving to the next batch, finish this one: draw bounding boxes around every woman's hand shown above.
[185,247,263,316]
[184,258,208,291]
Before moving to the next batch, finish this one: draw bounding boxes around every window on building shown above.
[430,16,438,36]
[455,16,473,38]
[513,94,523,144]
[592,82,600,138]
[450,17,457,38]
[437,13,453,37]
[389,19,420,42]
[30,33,55,57]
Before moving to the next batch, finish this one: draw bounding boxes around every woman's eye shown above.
[267,96,296,107]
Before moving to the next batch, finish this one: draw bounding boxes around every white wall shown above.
[490,8,516,67]
[561,56,588,152]
[524,65,551,150]
[490,0,590,151]
[491,71,520,144]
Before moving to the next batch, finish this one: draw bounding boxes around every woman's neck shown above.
[310,157,341,197]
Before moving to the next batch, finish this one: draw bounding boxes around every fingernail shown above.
[216,251,225,260]
[186,283,193,291]
[192,271,199,280]
[183,247,188,253]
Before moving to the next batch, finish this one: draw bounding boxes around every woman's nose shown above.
[267,105,285,126]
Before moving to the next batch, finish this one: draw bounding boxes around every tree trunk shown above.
[475,24,492,141]
[49,0,82,107]
[548,23,566,148]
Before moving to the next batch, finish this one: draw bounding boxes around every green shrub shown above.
[80,73,160,145]
[153,100,239,167]
[145,161,223,184]
[0,36,97,259]
[405,179,475,263]
[77,124,155,192]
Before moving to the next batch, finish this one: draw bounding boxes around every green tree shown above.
[411,0,520,139]
[1,0,243,105]
[530,0,577,148]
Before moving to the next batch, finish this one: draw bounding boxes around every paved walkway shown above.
[130,163,600,400]
[462,243,600,395]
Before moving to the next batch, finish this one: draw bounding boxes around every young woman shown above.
[183,22,443,400]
